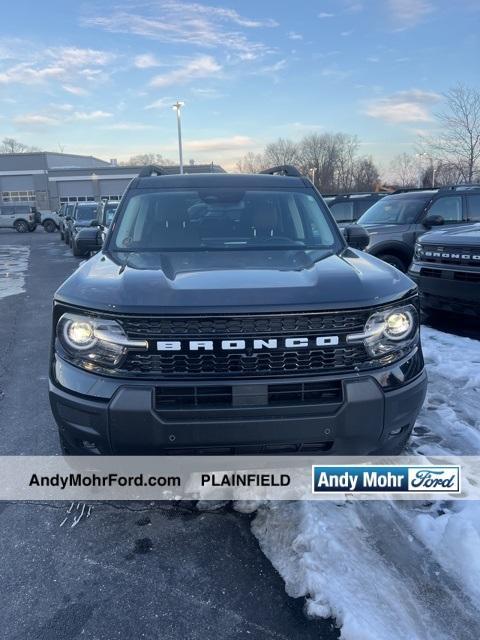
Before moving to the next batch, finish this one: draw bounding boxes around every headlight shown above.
[57,313,147,369]
[347,304,418,357]
[414,243,422,260]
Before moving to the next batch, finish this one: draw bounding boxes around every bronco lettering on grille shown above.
[156,336,340,351]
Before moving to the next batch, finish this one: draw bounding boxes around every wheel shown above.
[14,220,29,233]
[377,253,407,272]
[72,239,86,257]
[43,219,56,233]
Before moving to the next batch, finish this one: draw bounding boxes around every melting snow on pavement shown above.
[239,327,480,640]
[0,246,30,300]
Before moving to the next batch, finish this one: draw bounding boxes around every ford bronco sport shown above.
[49,165,427,455]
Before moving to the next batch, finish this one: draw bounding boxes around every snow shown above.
[238,327,480,640]
[0,246,30,300]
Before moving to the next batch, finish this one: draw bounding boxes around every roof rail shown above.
[438,184,480,192]
[138,164,167,178]
[322,192,387,199]
[391,187,438,194]
[259,165,302,177]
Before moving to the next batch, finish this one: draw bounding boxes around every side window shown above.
[466,194,480,222]
[330,202,354,223]
[427,196,463,224]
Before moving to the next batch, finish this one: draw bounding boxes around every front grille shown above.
[116,306,409,378]
[121,311,365,337]
[124,346,368,377]
[155,380,342,410]
[420,267,480,283]
[421,244,480,266]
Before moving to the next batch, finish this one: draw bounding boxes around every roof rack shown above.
[438,184,480,192]
[138,165,167,177]
[322,192,387,199]
[391,187,438,194]
[259,165,302,177]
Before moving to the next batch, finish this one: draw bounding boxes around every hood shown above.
[420,223,480,246]
[55,249,416,314]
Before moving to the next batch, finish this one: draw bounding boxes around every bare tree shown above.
[235,151,267,173]
[389,153,418,187]
[353,157,380,192]
[120,153,175,166]
[1,137,40,153]
[264,138,300,166]
[424,84,480,183]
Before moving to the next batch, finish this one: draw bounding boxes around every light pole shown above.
[172,100,185,174]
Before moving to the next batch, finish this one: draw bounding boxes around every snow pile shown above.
[0,246,30,300]
[245,327,480,640]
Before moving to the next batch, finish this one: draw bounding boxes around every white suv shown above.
[0,205,37,232]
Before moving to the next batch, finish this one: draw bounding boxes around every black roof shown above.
[134,172,310,190]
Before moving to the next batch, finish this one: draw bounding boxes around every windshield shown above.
[358,197,428,225]
[110,189,336,251]
[104,204,118,226]
[75,205,98,221]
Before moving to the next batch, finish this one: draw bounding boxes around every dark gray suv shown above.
[357,186,480,272]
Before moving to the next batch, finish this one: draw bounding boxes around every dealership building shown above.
[0,152,223,211]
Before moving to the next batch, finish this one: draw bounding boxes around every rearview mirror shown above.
[342,224,369,251]
[423,214,444,228]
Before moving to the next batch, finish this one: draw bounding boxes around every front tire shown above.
[14,220,29,233]
[43,219,56,233]
[377,253,407,272]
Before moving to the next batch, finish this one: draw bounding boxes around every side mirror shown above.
[65,216,72,221]
[76,227,103,254]
[343,224,369,251]
[423,214,444,228]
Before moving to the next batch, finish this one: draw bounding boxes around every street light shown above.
[172,100,185,174]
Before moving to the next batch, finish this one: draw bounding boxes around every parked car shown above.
[0,204,37,232]
[64,202,99,251]
[409,224,480,318]
[73,200,119,257]
[324,192,387,225]
[58,203,75,241]
[38,210,60,233]
[357,185,480,272]
[50,164,426,456]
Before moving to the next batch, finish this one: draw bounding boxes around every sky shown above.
[0,0,478,171]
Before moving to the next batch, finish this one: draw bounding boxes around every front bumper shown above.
[49,348,427,455]
[409,263,480,316]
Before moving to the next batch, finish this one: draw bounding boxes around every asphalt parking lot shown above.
[0,230,339,640]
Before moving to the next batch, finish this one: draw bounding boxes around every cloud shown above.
[104,122,152,130]
[144,97,175,110]
[387,0,433,27]
[185,135,253,152]
[253,59,287,83]
[364,89,441,123]
[134,53,161,69]
[83,2,276,59]
[48,47,116,67]
[0,63,64,85]
[150,56,221,88]
[14,114,60,127]
[288,31,303,40]
[72,110,113,120]
[340,30,353,36]
[318,12,334,18]
[62,84,90,96]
